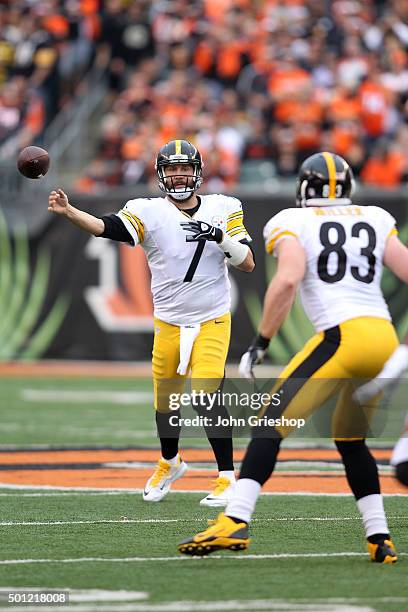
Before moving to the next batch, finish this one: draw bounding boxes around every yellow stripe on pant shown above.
[152,313,231,412]
[258,317,399,439]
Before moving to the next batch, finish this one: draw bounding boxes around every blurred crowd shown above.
[0,0,99,156]
[2,0,408,190]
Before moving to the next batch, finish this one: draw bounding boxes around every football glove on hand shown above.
[180,220,223,243]
[239,334,270,379]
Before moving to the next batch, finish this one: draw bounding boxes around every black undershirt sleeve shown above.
[100,214,134,245]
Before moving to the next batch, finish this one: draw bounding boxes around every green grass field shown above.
[0,375,407,611]
[0,491,407,611]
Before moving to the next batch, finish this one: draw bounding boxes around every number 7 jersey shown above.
[116,194,251,325]
[264,205,398,332]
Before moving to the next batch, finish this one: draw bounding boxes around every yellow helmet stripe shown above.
[175,140,182,155]
[322,152,336,199]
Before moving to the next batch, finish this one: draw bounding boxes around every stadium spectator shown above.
[3,0,408,190]
[0,0,100,157]
[75,0,408,191]
[360,140,408,188]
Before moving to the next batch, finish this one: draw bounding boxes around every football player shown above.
[48,139,254,506]
[178,151,408,562]
[354,333,408,488]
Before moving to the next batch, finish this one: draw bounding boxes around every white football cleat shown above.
[143,456,188,502]
[199,476,235,507]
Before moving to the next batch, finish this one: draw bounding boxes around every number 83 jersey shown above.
[117,194,251,325]
[264,205,398,332]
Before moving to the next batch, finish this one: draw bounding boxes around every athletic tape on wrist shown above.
[219,234,249,266]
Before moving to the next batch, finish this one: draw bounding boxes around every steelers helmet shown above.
[296,152,354,207]
[156,139,203,201]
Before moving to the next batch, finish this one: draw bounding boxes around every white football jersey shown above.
[116,194,251,325]
[264,205,397,332]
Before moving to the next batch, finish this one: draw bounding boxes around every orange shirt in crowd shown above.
[268,67,310,100]
[80,0,99,15]
[24,94,45,136]
[194,41,214,74]
[274,97,323,124]
[327,91,360,122]
[329,124,358,157]
[216,41,248,80]
[204,0,250,23]
[360,151,405,188]
[294,123,321,150]
[121,138,143,160]
[359,80,390,137]
[42,14,69,38]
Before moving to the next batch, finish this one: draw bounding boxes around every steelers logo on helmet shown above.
[296,152,354,208]
[156,140,203,201]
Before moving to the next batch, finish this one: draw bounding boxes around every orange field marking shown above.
[0,448,407,494]
[0,469,406,494]
[0,361,152,378]
[0,447,394,465]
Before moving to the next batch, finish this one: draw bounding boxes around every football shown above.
[17,146,50,179]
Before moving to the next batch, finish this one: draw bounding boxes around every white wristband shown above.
[219,234,249,266]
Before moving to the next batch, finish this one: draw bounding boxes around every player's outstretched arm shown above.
[239,238,305,378]
[48,189,105,236]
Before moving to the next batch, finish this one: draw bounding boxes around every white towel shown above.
[177,324,201,375]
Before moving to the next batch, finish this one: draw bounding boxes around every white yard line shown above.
[0,484,406,496]
[0,519,180,526]
[0,552,407,565]
[0,601,375,612]
[21,390,153,404]
[102,462,366,475]
[0,492,138,497]
[0,516,406,527]
[0,485,402,497]
[1,592,407,612]
[0,589,148,603]
[0,425,155,438]
[0,601,376,612]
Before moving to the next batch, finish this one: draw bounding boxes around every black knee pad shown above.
[395,461,408,487]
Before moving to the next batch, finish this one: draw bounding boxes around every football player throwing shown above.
[49,140,254,507]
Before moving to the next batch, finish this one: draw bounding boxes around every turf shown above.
[0,491,407,610]
[0,375,407,610]
[1,376,406,447]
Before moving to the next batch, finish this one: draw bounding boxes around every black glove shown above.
[239,334,270,379]
[180,220,223,243]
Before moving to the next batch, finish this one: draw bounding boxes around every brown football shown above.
[17,146,50,179]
